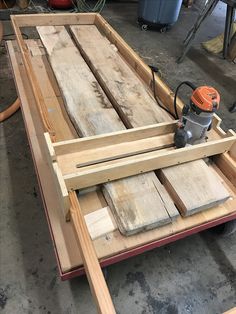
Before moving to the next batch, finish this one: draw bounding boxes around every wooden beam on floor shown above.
[69,191,116,314]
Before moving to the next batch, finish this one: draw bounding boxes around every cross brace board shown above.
[44,121,236,214]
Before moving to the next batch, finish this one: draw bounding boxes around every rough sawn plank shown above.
[70,24,230,216]
[37,25,178,235]
[159,160,230,216]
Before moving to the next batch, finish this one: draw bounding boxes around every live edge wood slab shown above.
[36,24,177,235]
[8,13,236,314]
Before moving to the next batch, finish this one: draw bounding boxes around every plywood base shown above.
[7,14,236,293]
[7,39,236,276]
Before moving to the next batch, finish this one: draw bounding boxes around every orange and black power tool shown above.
[173,82,220,148]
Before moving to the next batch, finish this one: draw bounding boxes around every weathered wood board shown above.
[70,25,172,127]
[70,24,230,216]
[37,25,178,235]
[159,160,230,216]
[70,24,172,126]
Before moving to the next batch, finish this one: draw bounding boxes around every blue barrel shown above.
[138,0,182,29]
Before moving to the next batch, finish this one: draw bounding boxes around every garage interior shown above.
[0,0,236,313]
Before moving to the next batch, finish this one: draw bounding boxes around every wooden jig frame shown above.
[44,121,236,216]
[10,13,236,314]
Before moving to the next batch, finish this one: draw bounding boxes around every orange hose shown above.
[0,20,21,122]
[0,98,21,122]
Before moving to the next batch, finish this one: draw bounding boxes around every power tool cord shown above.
[150,66,196,120]
[173,81,196,119]
[150,66,176,119]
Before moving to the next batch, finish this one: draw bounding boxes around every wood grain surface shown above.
[37,25,178,235]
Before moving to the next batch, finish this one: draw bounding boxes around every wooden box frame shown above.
[8,13,236,313]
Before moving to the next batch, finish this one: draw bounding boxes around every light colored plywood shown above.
[37,25,178,235]
[91,193,236,262]
[57,134,174,175]
[53,121,177,156]
[84,206,117,240]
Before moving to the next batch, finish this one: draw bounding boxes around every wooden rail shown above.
[44,127,236,197]
[70,191,116,314]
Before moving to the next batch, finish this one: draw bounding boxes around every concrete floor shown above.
[0,1,236,313]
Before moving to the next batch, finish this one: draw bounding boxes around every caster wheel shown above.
[229,102,236,113]
[212,220,236,236]
[141,24,148,31]
[160,26,167,33]
[102,267,108,280]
